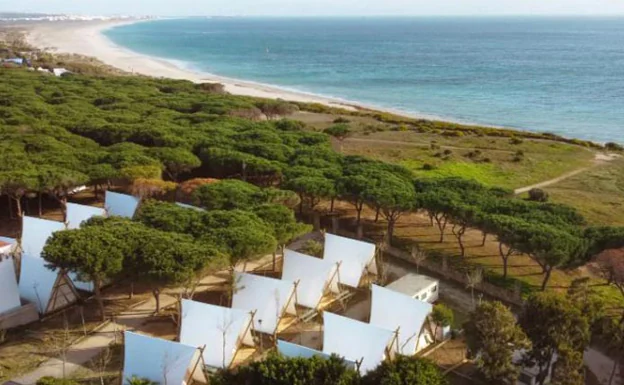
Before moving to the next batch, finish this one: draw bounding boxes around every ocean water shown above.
[105,17,624,143]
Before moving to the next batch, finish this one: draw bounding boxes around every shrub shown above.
[528,188,549,202]
[443,149,453,156]
[333,117,351,124]
[422,163,436,171]
[481,157,492,163]
[509,137,524,145]
[299,239,324,257]
[605,142,623,151]
[442,130,464,137]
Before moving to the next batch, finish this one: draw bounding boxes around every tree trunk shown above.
[356,206,362,225]
[60,196,68,223]
[313,212,321,231]
[14,196,23,218]
[428,213,434,226]
[386,219,395,246]
[298,197,304,214]
[153,288,161,313]
[8,195,13,219]
[330,197,335,213]
[272,251,277,271]
[481,232,487,246]
[499,243,511,279]
[128,282,134,299]
[434,215,447,243]
[541,266,553,291]
[374,206,380,222]
[608,359,618,385]
[94,278,105,321]
[357,223,363,239]
[38,192,43,216]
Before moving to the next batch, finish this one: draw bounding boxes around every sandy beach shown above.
[24,19,360,111]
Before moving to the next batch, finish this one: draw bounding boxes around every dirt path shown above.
[11,255,275,385]
[513,153,619,195]
[346,137,517,154]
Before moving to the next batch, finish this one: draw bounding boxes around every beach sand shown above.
[24,19,359,111]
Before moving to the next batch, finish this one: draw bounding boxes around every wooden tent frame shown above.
[228,310,257,369]
[273,280,300,338]
[44,269,80,315]
[187,345,209,384]
[315,261,342,310]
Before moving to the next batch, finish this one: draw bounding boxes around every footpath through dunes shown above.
[513,153,621,195]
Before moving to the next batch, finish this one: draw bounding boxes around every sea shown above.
[105,17,624,143]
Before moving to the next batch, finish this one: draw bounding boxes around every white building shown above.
[386,273,439,303]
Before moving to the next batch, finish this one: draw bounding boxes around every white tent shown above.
[123,331,206,385]
[0,256,21,315]
[322,312,397,374]
[180,299,255,369]
[231,273,297,335]
[0,236,16,256]
[282,249,339,309]
[176,202,206,212]
[323,233,377,288]
[278,340,357,369]
[21,216,65,258]
[18,255,78,314]
[370,285,433,355]
[105,191,140,218]
[66,202,106,229]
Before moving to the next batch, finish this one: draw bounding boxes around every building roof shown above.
[0,257,21,314]
[231,273,296,335]
[322,312,396,374]
[277,340,355,369]
[123,331,202,385]
[386,273,438,297]
[180,299,254,368]
[322,233,376,288]
[105,191,140,218]
[18,255,62,313]
[282,249,339,309]
[370,284,433,355]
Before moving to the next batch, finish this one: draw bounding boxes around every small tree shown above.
[464,301,531,384]
[431,304,454,342]
[43,228,125,321]
[299,240,324,258]
[361,355,447,385]
[528,188,549,202]
[466,267,483,308]
[410,245,427,274]
[323,124,351,153]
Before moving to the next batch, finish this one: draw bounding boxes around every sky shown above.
[2,0,624,17]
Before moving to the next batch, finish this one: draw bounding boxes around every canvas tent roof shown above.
[277,340,356,368]
[370,284,433,355]
[66,202,106,229]
[282,249,339,309]
[0,257,21,315]
[180,299,254,369]
[323,233,377,288]
[323,312,396,374]
[21,216,65,258]
[231,272,297,335]
[0,236,16,255]
[105,191,139,218]
[18,255,78,314]
[123,331,204,385]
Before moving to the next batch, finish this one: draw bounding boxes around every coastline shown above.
[24,18,369,112]
[22,18,489,125]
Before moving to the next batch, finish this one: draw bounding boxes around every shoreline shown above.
[19,18,602,143]
[21,18,489,124]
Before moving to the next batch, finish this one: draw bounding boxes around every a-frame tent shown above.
[21,216,65,258]
[322,312,397,374]
[0,255,21,315]
[123,331,207,385]
[277,340,357,369]
[231,272,297,336]
[66,202,106,229]
[18,254,79,314]
[370,284,433,355]
[282,249,340,309]
[323,233,377,288]
[179,299,255,369]
[105,191,140,218]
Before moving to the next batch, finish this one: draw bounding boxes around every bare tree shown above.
[95,346,114,385]
[466,267,483,308]
[218,314,235,368]
[410,245,427,274]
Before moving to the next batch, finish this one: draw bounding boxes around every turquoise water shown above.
[105,17,624,143]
